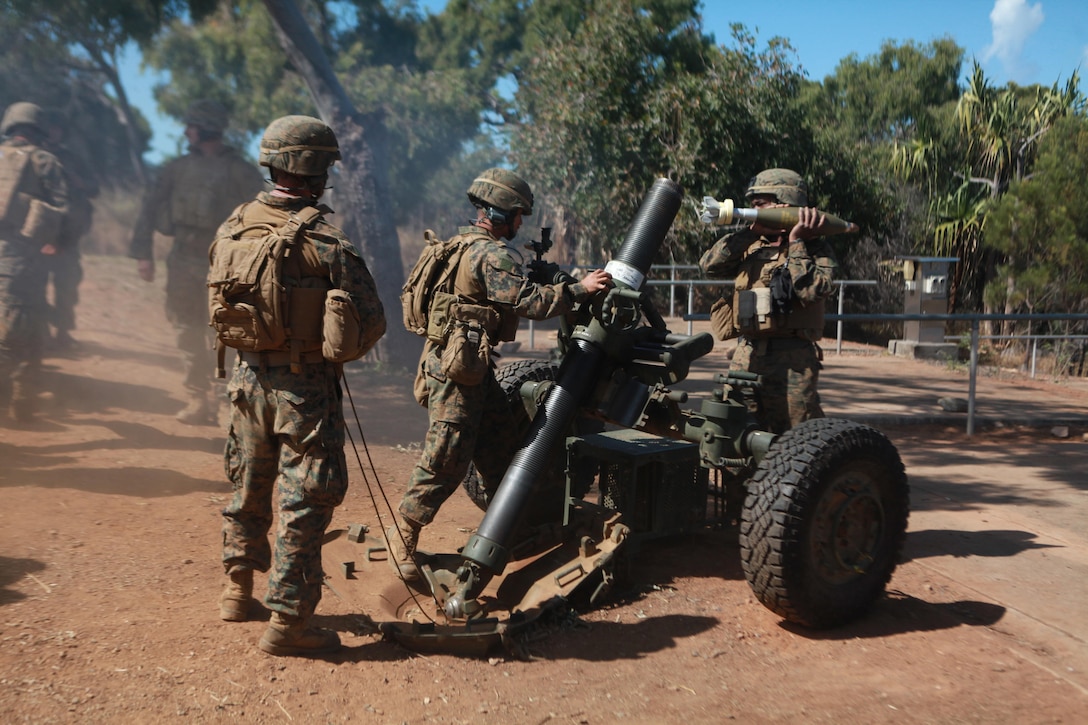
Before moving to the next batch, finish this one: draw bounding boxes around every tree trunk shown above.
[261,0,420,368]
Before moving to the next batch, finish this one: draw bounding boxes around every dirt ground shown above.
[2,254,1086,723]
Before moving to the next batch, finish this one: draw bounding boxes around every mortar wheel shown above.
[461,359,561,512]
[740,418,909,628]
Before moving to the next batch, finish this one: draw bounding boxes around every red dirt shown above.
[1,255,1085,723]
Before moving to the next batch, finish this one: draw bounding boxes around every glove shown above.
[769,266,794,316]
[528,261,563,285]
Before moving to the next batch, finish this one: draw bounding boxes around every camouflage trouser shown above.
[731,336,824,434]
[399,347,523,526]
[220,360,348,620]
[166,236,216,392]
[0,241,46,409]
[45,246,82,333]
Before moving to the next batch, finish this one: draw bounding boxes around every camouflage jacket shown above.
[700,228,838,340]
[129,146,264,262]
[700,228,837,304]
[211,191,386,355]
[0,137,68,248]
[450,225,590,341]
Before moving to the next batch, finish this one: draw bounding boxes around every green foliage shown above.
[891,62,1084,312]
[144,0,498,226]
[144,0,312,142]
[508,1,892,277]
[986,115,1088,317]
[0,9,146,187]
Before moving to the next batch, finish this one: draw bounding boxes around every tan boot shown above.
[219,568,254,622]
[385,517,421,581]
[176,392,214,425]
[258,612,341,657]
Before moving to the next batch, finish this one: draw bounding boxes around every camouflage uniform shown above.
[216,191,385,621]
[700,169,838,434]
[0,103,68,421]
[129,115,263,402]
[43,131,98,345]
[399,227,592,526]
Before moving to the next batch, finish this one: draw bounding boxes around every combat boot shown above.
[176,391,214,425]
[219,567,254,622]
[258,611,341,657]
[385,517,422,581]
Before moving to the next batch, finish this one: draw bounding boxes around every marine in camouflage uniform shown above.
[700,168,838,434]
[43,111,99,350]
[129,99,264,424]
[0,102,68,424]
[213,115,386,657]
[387,168,612,580]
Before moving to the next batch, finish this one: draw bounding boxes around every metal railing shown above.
[830,313,1088,435]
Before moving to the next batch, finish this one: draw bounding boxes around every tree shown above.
[0,12,136,188]
[508,0,891,287]
[986,115,1088,340]
[892,63,1084,323]
[1,0,220,184]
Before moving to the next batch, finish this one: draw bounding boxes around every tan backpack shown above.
[208,204,325,371]
[400,229,484,343]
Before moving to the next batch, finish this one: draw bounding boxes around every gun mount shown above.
[325,179,909,655]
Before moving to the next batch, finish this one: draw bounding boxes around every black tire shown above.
[740,418,909,628]
[460,359,561,511]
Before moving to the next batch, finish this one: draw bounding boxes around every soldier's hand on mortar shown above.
[137,259,155,282]
[788,206,828,243]
[579,268,613,294]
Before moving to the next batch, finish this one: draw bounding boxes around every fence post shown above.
[836,282,845,355]
[967,320,979,437]
[670,264,677,318]
[687,283,695,335]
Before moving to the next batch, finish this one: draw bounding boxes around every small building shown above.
[888,256,959,360]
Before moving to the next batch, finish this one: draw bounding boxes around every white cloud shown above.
[983,0,1045,70]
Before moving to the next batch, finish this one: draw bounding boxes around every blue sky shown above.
[121,0,1088,164]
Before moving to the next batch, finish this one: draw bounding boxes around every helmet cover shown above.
[745,168,808,206]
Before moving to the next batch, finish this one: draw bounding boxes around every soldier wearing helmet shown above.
[385,168,612,581]
[211,114,385,657]
[0,101,69,424]
[128,99,264,424]
[41,109,100,352]
[699,168,839,435]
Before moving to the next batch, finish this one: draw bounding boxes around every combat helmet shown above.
[1,101,45,137]
[745,168,808,207]
[182,99,229,134]
[467,168,534,217]
[258,115,341,177]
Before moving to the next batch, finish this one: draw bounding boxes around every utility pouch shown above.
[440,320,491,385]
[735,287,774,334]
[21,198,63,246]
[709,297,737,341]
[321,288,365,362]
[413,365,430,407]
[210,302,274,352]
[426,290,457,344]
